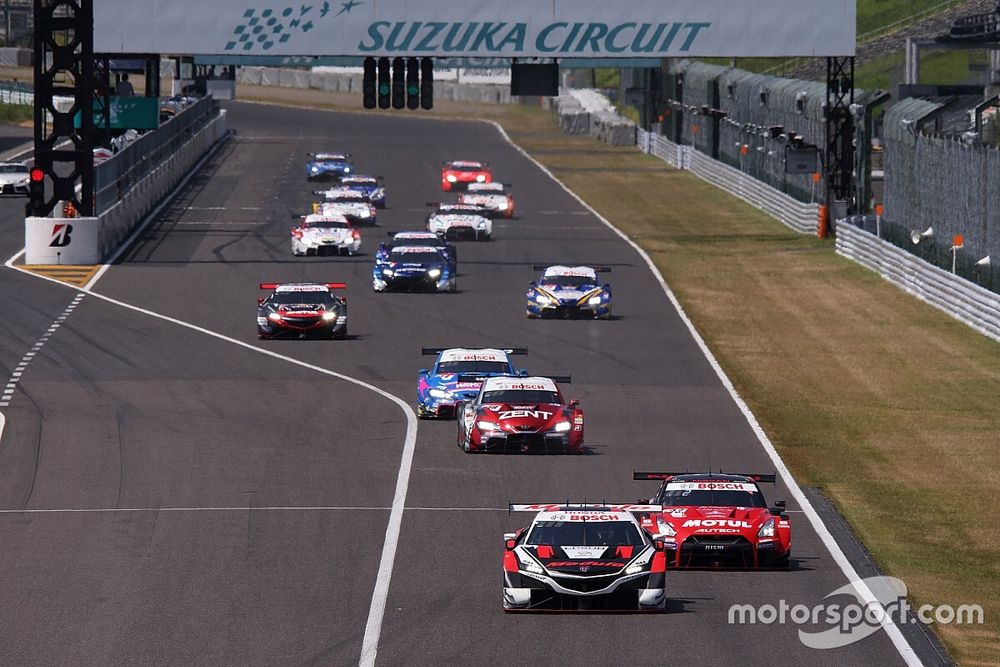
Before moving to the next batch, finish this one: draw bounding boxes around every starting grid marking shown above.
[0,505,506,514]
[0,292,85,408]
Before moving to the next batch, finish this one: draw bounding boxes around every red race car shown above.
[633,471,791,568]
[257,282,347,340]
[457,376,583,453]
[441,160,492,191]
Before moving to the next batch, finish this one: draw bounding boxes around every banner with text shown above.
[95,1,855,58]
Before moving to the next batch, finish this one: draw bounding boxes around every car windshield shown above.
[436,360,510,375]
[527,521,644,547]
[450,164,485,172]
[0,165,27,174]
[391,237,437,248]
[390,250,442,264]
[329,194,364,202]
[305,221,348,229]
[657,487,767,508]
[481,389,560,404]
[269,291,334,306]
[540,275,594,288]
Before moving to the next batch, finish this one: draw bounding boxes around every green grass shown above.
[855,48,977,90]
[0,102,31,124]
[857,0,963,35]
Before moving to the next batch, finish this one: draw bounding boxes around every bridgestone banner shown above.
[95,1,855,58]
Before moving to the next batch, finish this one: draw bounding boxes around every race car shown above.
[377,231,457,270]
[0,162,30,196]
[427,209,492,241]
[633,471,791,568]
[257,282,348,339]
[458,182,515,218]
[306,152,353,181]
[290,213,361,256]
[340,174,387,209]
[457,376,582,453]
[312,188,377,226]
[417,347,528,419]
[441,160,491,191]
[503,503,668,612]
[527,265,612,319]
[373,245,457,293]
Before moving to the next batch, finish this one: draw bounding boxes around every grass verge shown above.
[0,102,32,125]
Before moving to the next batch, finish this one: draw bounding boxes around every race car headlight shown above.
[359,210,369,218]
[497,201,508,210]
[517,552,544,575]
[553,421,571,433]
[758,517,776,538]
[256,316,267,326]
[446,174,457,182]
[428,268,442,278]
[476,420,500,431]
[310,166,319,172]
[476,174,486,182]
[655,516,677,537]
[267,312,282,322]
[322,311,337,321]
[535,294,551,305]
[624,563,645,576]
[428,388,452,399]
[588,295,602,305]
[477,221,487,229]
[344,167,351,173]
[382,268,394,277]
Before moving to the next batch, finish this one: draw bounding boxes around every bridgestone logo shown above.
[49,223,73,248]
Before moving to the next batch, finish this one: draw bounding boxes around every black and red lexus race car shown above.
[633,471,791,568]
[503,503,667,612]
[256,282,347,339]
[457,376,583,453]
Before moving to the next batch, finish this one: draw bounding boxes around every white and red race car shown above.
[291,213,361,256]
[503,503,668,612]
[312,187,377,226]
[458,182,515,218]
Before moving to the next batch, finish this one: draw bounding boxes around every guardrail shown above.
[637,127,819,234]
[836,221,1000,343]
[95,96,219,214]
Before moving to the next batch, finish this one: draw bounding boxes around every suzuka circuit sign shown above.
[95,1,856,58]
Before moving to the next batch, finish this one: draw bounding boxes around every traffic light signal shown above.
[406,57,419,110]
[391,57,405,109]
[26,167,45,217]
[363,57,376,109]
[420,57,433,110]
[377,57,390,109]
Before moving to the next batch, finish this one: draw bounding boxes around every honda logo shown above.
[49,223,73,248]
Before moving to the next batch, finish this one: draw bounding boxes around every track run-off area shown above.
[0,103,915,665]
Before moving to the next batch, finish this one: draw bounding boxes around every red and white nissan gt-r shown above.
[458,182,515,218]
[441,160,492,191]
[633,471,791,568]
[457,376,583,453]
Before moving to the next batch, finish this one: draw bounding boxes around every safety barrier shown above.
[836,221,1000,343]
[637,127,819,235]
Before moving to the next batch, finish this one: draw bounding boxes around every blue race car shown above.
[377,231,456,271]
[527,265,612,319]
[373,245,457,293]
[306,152,354,181]
[340,175,387,209]
[417,347,528,418]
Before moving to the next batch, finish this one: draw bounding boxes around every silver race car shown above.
[291,213,361,256]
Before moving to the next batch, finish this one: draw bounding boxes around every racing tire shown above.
[332,328,347,340]
[526,312,540,319]
[449,280,458,293]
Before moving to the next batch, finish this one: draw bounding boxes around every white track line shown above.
[0,505,505,514]
[486,120,921,667]
[0,293,85,408]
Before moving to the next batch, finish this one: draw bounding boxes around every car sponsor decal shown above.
[544,561,624,568]
[665,481,758,492]
[681,519,753,529]
[274,285,331,293]
[543,265,598,278]
[439,349,508,362]
[483,377,557,391]
[498,409,552,420]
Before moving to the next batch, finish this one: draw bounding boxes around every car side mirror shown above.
[257,298,265,306]
[418,368,428,375]
[568,399,580,408]
[517,369,528,377]
[637,498,648,504]
[529,281,537,287]
[771,499,787,516]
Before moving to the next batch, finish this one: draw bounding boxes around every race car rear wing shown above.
[259,283,347,290]
[532,265,612,272]
[421,347,528,355]
[509,503,663,513]
[544,375,572,384]
[633,470,776,483]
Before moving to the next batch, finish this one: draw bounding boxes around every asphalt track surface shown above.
[0,104,908,665]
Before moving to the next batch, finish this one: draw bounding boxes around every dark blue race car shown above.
[340,175,387,209]
[417,347,528,418]
[376,231,456,270]
[527,265,612,319]
[373,245,457,293]
[306,152,354,181]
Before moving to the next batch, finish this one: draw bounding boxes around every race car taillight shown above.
[651,550,667,573]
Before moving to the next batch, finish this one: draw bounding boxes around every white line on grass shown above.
[486,120,921,667]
